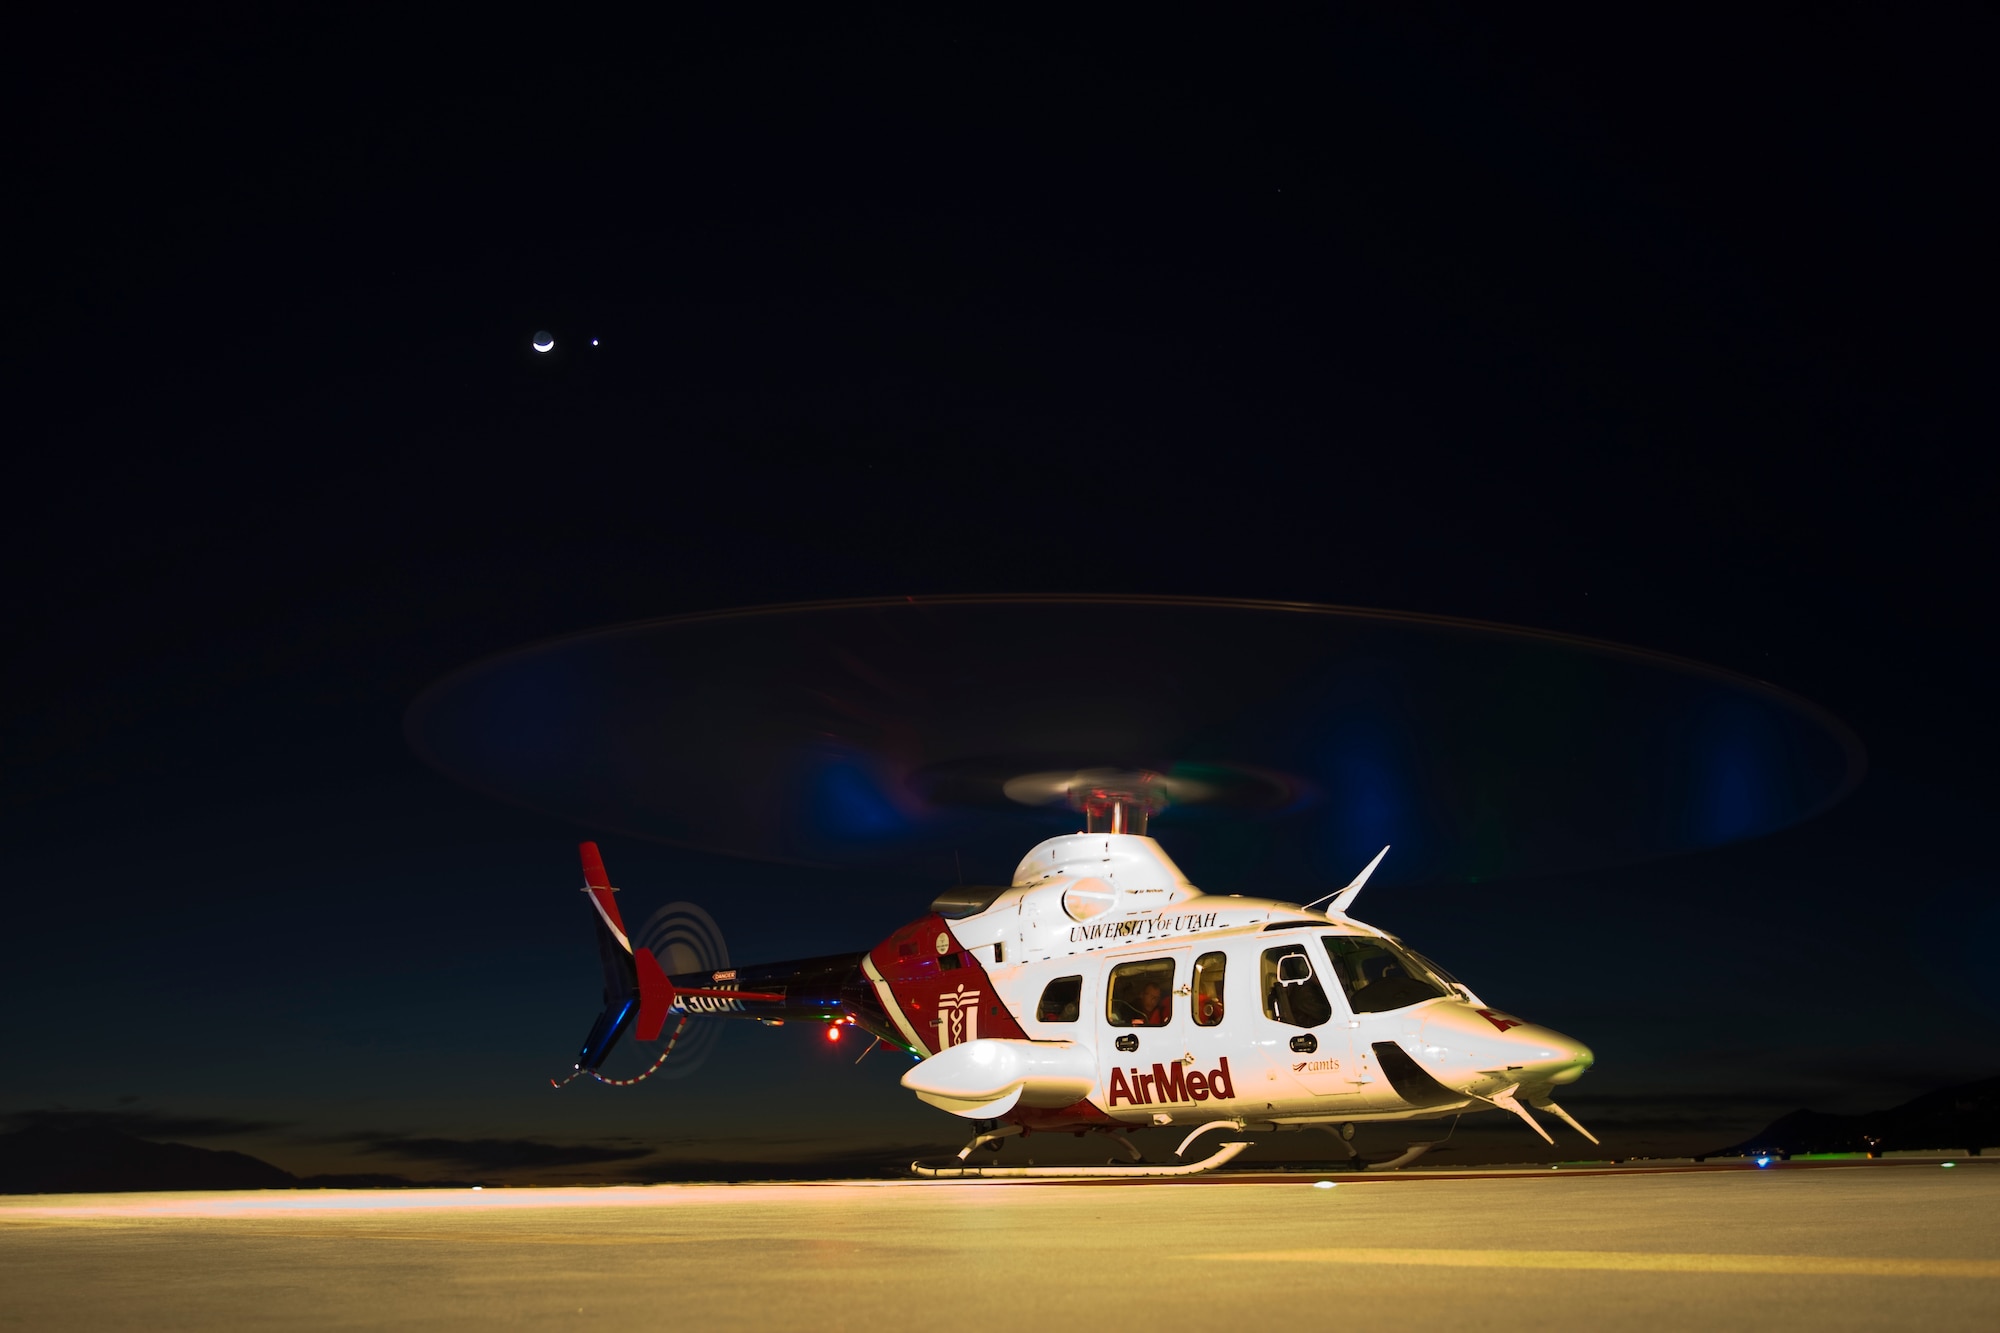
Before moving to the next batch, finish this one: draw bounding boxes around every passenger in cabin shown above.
[1193,951,1226,1027]
[1107,961,1175,1026]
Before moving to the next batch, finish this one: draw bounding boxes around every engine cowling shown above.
[901,1038,1097,1118]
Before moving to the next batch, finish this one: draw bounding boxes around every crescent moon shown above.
[532,334,555,352]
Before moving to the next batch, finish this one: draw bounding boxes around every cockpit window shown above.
[1260,944,1333,1028]
[1399,941,1467,992]
[1321,935,1450,1014]
[1106,958,1175,1028]
[1037,975,1082,1023]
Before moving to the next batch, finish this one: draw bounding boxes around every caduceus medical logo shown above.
[937,984,981,1049]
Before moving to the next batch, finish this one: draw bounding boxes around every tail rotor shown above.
[555,842,735,1086]
[628,900,733,1080]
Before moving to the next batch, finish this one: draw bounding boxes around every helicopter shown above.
[557,771,1598,1177]
[410,598,1852,1175]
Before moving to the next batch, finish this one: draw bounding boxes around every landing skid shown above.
[1365,1141,1438,1171]
[912,1140,1253,1179]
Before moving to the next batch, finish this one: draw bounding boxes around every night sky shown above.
[7,9,1996,1181]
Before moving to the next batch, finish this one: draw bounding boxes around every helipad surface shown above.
[3,1162,1995,1331]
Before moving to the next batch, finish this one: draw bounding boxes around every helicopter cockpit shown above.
[1320,934,1454,1014]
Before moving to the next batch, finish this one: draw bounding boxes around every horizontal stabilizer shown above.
[632,946,785,1041]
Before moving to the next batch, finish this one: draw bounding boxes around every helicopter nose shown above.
[1534,1033,1594,1085]
[1418,1004,1594,1088]
[1490,1022,1593,1083]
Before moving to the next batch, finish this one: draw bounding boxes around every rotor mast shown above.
[1075,773,1166,836]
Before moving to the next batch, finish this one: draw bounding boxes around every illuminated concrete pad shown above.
[3,1161,1994,1331]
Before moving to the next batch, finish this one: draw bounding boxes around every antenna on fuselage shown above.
[1305,845,1391,914]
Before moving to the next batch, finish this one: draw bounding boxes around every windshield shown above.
[1321,934,1451,1014]
[1398,941,1468,992]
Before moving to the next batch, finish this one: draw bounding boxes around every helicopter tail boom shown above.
[632,945,787,1039]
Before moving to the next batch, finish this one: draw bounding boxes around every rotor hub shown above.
[1001,767,1177,836]
[1076,775,1166,836]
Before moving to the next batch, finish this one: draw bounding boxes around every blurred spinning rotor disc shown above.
[405,596,1863,886]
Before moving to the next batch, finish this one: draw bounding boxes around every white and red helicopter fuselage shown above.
[569,831,1597,1169]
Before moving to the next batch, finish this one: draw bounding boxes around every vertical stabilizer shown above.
[580,841,631,952]
[573,842,639,1073]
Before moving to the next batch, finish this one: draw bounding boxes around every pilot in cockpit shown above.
[1134,980,1170,1026]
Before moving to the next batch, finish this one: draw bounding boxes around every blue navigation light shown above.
[1754,1155,1773,1168]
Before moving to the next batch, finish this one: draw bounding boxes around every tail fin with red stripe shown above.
[571,841,639,1074]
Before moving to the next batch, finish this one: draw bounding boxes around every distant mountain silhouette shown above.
[294,1172,443,1188]
[1707,1074,2000,1159]
[0,1126,295,1193]
[0,1126,439,1193]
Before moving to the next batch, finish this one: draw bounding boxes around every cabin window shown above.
[1321,935,1450,1014]
[1261,943,1333,1028]
[1106,958,1176,1028]
[1192,951,1227,1027]
[1037,975,1082,1023]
